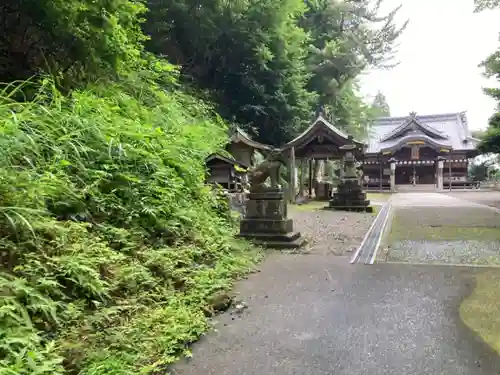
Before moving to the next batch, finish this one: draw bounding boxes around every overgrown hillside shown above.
[0,65,260,375]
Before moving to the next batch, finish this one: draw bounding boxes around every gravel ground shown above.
[383,240,500,265]
[289,206,376,256]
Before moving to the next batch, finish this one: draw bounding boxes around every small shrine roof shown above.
[205,153,249,169]
[229,127,273,151]
[282,115,364,150]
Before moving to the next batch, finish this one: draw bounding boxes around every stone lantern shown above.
[326,144,373,212]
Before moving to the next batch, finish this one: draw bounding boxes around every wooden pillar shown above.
[308,158,313,198]
[379,156,383,192]
[299,159,305,197]
[437,159,444,190]
[448,158,452,191]
[390,162,396,192]
[289,147,296,203]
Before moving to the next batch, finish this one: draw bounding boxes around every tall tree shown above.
[473,0,500,154]
[300,0,407,136]
[371,91,391,116]
[143,0,316,146]
[142,0,406,145]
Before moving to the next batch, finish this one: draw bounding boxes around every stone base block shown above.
[240,218,294,234]
[331,193,367,200]
[245,199,286,219]
[324,205,374,213]
[237,232,306,249]
[248,187,284,200]
[330,199,371,207]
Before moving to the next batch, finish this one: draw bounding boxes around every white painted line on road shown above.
[350,203,388,264]
[367,204,392,265]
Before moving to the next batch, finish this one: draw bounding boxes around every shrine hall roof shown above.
[229,127,273,151]
[283,115,364,150]
[365,112,480,154]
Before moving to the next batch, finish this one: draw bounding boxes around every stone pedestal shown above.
[315,181,332,201]
[325,144,373,212]
[238,187,306,248]
[326,178,373,212]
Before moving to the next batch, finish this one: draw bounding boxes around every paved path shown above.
[171,255,500,375]
[170,193,500,374]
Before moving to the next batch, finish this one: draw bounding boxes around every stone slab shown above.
[237,232,306,249]
[240,218,294,234]
[324,205,374,213]
[248,192,284,200]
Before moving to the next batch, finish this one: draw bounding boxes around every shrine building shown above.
[362,111,480,191]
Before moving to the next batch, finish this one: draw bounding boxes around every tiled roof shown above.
[205,153,249,168]
[229,127,273,151]
[283,115,364,149]
[365,112,478,154]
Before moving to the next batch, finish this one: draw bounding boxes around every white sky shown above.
[360,0,500,130]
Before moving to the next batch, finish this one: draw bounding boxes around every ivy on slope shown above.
[0,67,261,375]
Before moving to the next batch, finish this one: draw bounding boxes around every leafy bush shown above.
[0,68,261,374]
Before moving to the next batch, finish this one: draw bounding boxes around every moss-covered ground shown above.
[460,270,500,355]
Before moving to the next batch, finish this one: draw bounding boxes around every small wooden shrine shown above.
[205,153,248,192]
[205,127,273,191]
[281,113,366,201]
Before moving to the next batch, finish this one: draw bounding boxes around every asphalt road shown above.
[170,254,500,375]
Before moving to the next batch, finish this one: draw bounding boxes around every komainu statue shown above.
[248,149,286,191]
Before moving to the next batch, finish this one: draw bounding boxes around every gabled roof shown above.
[380,134,451,153]
[366,112,478,154]
[282,115,364,149]
[205,153,249,169]
[379,113,447,142]
[229,127,272,151]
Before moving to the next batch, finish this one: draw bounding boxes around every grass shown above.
[290,200,379,215]
[0,75,263,375]
[388,224,500,242]
[460,270,500,354]
[290,201,327,211]
[387,207,500,242]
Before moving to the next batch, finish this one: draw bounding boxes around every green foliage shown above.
[0,0,147,85]
[143,0,406,145]
[469,160,497,181]
[475,0,500,154]
[144,0,316,146]
[302,0,406,135]
[478,113,500,154]
[0,74,261,374]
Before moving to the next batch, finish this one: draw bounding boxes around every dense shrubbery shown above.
[0,67,260,374]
